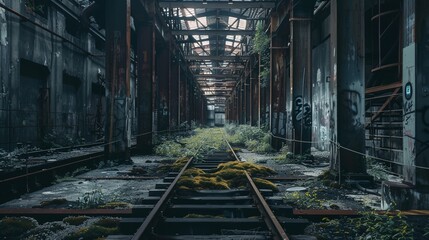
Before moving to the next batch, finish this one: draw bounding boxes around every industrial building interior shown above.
[0,0,429,239]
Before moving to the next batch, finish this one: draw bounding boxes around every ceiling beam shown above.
[172,30,254,36]
[159,1,276,9]
[185,55,250,61]
[190,66,245,69]
[204,94,231,97]
[195,74,240,78]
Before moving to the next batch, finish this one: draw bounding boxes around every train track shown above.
[105,138,312,240]
[0,143,107,203]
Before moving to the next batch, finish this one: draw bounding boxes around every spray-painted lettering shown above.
[294,96,311,127]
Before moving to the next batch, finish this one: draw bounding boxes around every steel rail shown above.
[246,171,289,240]
[0,152,104,184]
[132,157,194,240]
[224,135,289,240]
[17,142,104,159]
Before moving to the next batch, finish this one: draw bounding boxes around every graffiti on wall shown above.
[294,96,311,127]
[339,90,362,129]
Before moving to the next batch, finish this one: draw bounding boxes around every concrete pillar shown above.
[104,0,131,160]
[290,0,315,154]
[136,18,155,154]
[380,0,429,210]
[403,0,429,188]
[329,0,366,175]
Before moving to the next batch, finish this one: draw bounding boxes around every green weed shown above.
[309,211,413,240]
[284,189,324,209]
[224,124,273,153]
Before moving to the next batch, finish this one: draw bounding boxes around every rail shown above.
[225,134,289,240]
[132,157,194,240]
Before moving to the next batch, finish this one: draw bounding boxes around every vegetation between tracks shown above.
[155,128,226,158]
[177,161,278,192]
[224,124,274,153]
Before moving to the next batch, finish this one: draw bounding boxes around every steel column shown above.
[270,24,288,150]
[136,18,155,154]
[156,41,170,132]
[104,0,131,160]
[169,53,179,129]
[290,0,315,155]
[329,0,366,174]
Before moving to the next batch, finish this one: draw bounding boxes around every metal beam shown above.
[190,66,245,69]
[159,1,276,9]
[172,30,254,36]
[195,10,253,19]
[366,81,402,94]
[185,55,250,61]
[204,94,231,97]
[195,74,240,78]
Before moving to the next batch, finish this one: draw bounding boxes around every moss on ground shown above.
[216,161,276,177]
[253,178,279,192]
[158,157,191,173]
[62,216,90,226]
[40,198,68,207]
[178,176,230,190]
[177,161,278,192]
[93,218,120,228]
[65,225,118,240]
[98,201,131,209]
[182,168,206,177]
[0,217,38,238]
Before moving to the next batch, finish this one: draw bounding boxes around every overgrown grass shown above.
[76,183,120,209]
[224,124,273,153]
[366,157,389,181]
[284,189,324,209]
[155,128,226,159]
[308,211,413,240]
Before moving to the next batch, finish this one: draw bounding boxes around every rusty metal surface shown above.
[225,135,289,240]
[270,20,288,150]
[0,208,132,217]
[0,153,104,184]
[289,1,315,154]
[293,209,429,217]
[132,157,194,239]
[246,172,289,240]
[136,18,155,154]
[104,0,132,160]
